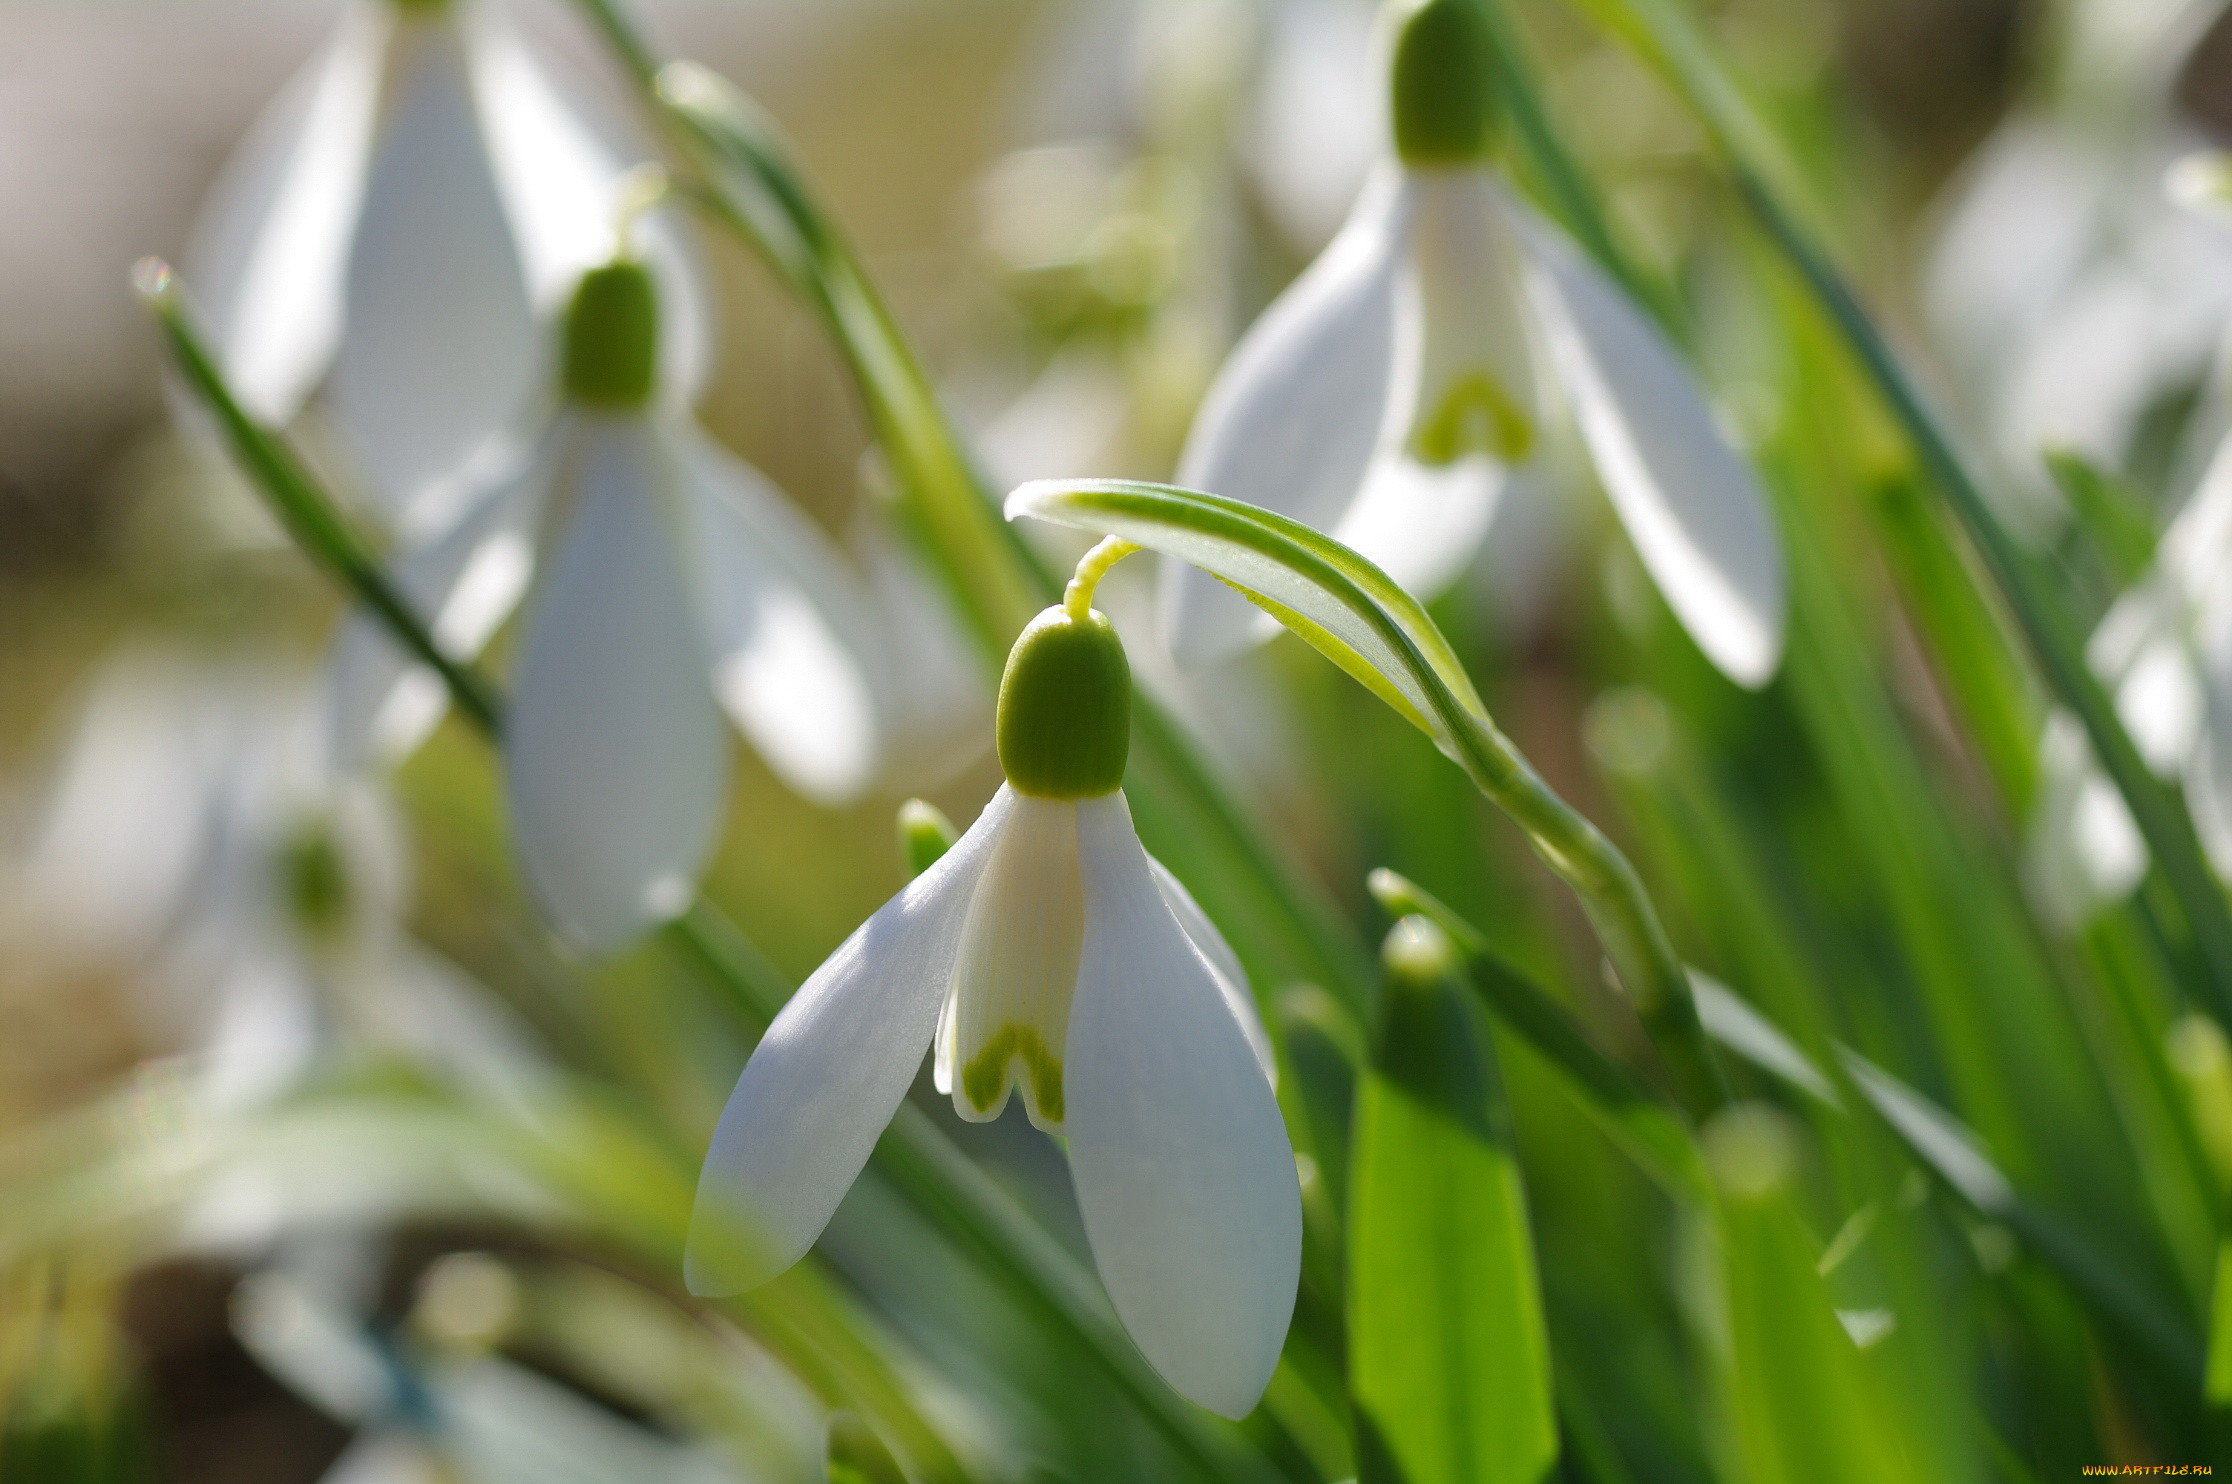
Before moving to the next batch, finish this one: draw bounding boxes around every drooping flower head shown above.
[185,0,708,525]
[687,544,1299,1419]
[331,247,945,953]
[1165,0,1785,686]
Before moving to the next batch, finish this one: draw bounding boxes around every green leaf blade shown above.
[1351,931,1558,1484]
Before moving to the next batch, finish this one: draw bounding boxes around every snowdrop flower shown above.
[184,0,706,525]
[0,646,522,1111]
[330,255,921,953]
[2028,431,2232,923]
[1164,0,1784,685]
[687,542,1297,1418]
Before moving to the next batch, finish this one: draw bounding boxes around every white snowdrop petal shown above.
[2026,710,2147,927]
[672,426,884,806]
[184,1,387,424]
[1065,793,1300,1419]
[2115,636,2205,774]
[1510,194,1787,687]
[470,9,711,400]
[325,440,545,769]
[504,419,726,952]
[330,12,540,521]
[2187,598,2232,881]
[849,511,993,793]
[1146,854,1274,1086]
[1330,455,1503,605]
[687,787,1018,1295]
[1163,168,1408,667]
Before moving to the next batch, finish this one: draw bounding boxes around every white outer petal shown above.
[325,437,545,769]
[2186,591,2232,881]
[1162,167,1407,668]
[671,425,884,806]
[1330,456,1503,605]
[687,787,1018,1295]
[850,511,993,793]
[504,417,726,952]
[331,10,540,521]
[1066,793,1300,1418]
[469,7,711,401]
[1509,193,1787,687]
[1146,854,1274,1086]
[183,1,386,423]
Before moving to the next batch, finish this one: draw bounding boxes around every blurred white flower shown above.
[2028,431,2232,923]
[184,0,706,526]
[1163,0,1785,686]
[331,260,981,952]
[0,645,523,1109]
[1923,0,2232,531]
[688,596,1296,1420]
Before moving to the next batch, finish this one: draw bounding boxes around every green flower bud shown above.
[996,605,1132,799]
[896,798,960,879]
[1389,0,1502,167]
[562,260,658,410]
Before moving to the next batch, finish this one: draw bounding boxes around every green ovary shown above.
[961,1024,1066,1126]
[1410,372,1534,466]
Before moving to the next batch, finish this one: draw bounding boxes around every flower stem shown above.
[1064,537,1139,621]
[1442,699,1731,1116]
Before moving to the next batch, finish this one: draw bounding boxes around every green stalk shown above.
[1557,0,2232,1013]
[139,268,1283,1484]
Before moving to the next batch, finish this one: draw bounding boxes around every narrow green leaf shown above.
[2207,1241,2232,1407]
[1702,1106,1931,1484]
[827,1412,908,1484]
[1351,920,1558,1484]
[2045,449,2161,586]
[1369,870,1711,1203]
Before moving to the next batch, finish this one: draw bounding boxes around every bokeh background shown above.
[5,0,2228,1478]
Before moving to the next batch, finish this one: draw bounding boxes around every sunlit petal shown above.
[1145,854,1274,1085]
[469,7,711,400]
[1331,454,1503,604]
[183,1,386,423]
[1510,193,1786,686]
[504,418,725,952]
[1162,167,1407,666]
[1065,793,1300,1418]
[849,510,993,792]
[330,11,540,521]
[671,425,883,806]
[687,787,1018,1295]
[325,437,544,769]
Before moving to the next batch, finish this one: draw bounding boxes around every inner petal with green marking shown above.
[1408,369,1535,465]
[946,793,1084,1133]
